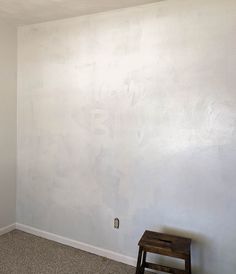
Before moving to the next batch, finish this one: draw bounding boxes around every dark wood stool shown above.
[136,230,191,274]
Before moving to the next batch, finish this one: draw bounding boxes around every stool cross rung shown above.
[145,262,186,274]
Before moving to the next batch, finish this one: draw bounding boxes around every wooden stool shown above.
[136,230,191,274]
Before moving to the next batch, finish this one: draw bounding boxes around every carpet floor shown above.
[0,230,145,274]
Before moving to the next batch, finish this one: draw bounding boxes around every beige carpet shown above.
[0,230,143,274]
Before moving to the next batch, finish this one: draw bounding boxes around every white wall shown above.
[17,0,236,273]
[0,18,17,229]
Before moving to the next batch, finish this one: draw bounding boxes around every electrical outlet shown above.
[114,218,119,229]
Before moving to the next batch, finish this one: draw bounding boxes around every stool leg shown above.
[140,251,147,274]
[185,253,191,274]
[136,247,143,274]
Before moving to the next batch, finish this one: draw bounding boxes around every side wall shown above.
[0,18,17,230]
[17,0,236,273]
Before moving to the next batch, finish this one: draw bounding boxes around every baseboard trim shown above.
[16,223,136,267]
[0,223,16,236]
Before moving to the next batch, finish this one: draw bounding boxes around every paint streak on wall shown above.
[17,0,236,273]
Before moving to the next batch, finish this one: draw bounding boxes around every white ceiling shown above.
[0,0,162,25]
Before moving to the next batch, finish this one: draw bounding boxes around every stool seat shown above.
[136,230,192,274]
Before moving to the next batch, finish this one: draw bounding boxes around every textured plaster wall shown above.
[17,0,236,273]
[0,18,17,228]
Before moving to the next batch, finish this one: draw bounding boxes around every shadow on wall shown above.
[156,226,212,274]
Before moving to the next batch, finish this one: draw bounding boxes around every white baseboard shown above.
[0,223,16,236]
[16,223,137,267]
